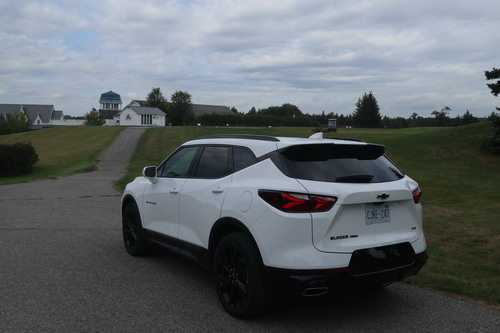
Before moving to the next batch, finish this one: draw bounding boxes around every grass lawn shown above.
[0,126,124,185]
[118,123,500,308]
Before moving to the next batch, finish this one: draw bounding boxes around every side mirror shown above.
[142,166,158,183]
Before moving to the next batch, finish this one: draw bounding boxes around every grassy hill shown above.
[371,124,499,307]
[119,123,500,307]
[0,126,124,185]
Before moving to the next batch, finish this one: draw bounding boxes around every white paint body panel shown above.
[178,176,232,248]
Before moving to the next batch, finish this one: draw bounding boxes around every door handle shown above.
[212,187,224,194]
[169,188,179,194]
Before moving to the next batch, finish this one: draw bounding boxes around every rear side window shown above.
[233,146,258,172]
[273,144,404,183]
[194,146,232,178]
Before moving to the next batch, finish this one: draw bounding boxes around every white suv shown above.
[121,133,427,318]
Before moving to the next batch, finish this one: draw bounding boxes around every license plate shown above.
[365,204,391,224]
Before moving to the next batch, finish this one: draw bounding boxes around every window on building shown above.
[141,114,153,125]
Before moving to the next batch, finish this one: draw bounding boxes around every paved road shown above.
[1,127,499,332]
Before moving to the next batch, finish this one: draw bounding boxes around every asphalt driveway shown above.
[0,127,499,332]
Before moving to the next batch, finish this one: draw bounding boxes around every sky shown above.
[0,0,499,118]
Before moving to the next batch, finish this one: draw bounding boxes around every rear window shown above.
[272,144,404,183]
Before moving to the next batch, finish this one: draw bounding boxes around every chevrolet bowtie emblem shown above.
[377,193,390,200]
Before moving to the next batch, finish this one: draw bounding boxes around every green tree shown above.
[485,67,500,100]
[170,91,194,125]
[352,92,381,128]
[146,87,168,113]
[460,110,478,125]
[280,103,303,117]
[431,106,451,127]
[248,107,257,115]
[0,112,32,135]
[84,108,106,126]
[259,103,303,117]
[483,68,500,154]
[482,112,500,155]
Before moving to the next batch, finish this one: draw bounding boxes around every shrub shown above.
[84,108,106,126]
[0,112,32,135]
[0,142,39,177]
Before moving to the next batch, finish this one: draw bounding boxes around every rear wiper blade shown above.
[389,167,404,179]
[335,174,374,183]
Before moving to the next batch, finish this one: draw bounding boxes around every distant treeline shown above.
[197,110,485,129]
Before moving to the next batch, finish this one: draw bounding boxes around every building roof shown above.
[128,106,166,116]
[0,104,23,115]
[51,110,63,121]
[100,109,119,119]
[99,90,122,104]
[0,104,55,123]
[122,100,147,110]
[22,105,55,123]
[192,104,232,116]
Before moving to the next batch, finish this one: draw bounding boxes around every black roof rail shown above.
[330,137,365,143]
[195,134,280,142]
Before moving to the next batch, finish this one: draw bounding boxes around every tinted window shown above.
[194,146,232,178]
[273,144,404,183]
[158,146,198,178]
[233,147,258,172]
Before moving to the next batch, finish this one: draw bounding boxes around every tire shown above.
[122,202,151,256]
[213,233,273,319]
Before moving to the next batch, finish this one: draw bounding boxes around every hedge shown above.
[196,113,324,127]
[0,142,39,177]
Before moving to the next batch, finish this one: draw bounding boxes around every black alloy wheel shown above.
[122,202,151,256]
[213,233,272,318]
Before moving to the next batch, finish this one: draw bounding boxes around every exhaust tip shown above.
[302,287,329,297]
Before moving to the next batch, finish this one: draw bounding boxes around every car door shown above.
[141,146,199,238]
[178,145,233,249]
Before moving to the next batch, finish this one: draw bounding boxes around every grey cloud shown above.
[0,0,499,117]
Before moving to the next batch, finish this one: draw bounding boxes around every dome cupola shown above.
[99,90,122,111]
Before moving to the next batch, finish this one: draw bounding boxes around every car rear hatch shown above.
[272,142,422,253]
[298,179,422,253]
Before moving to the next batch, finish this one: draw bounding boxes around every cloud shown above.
[0,0,499,116]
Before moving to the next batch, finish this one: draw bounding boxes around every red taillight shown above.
[279,193,311,211]
[258,190,337,213]
[412,187,422,203]
[330,267,348,273]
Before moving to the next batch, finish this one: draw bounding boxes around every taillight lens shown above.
[412,187,422,203]
[258,190,337,213]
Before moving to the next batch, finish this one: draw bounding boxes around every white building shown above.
[119,105,166,126]
[97,94,166,126]
[98,92,233,127]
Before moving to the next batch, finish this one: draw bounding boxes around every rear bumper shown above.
[263,247,428,295]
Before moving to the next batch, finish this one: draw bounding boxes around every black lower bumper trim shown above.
[263,249,428,296]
